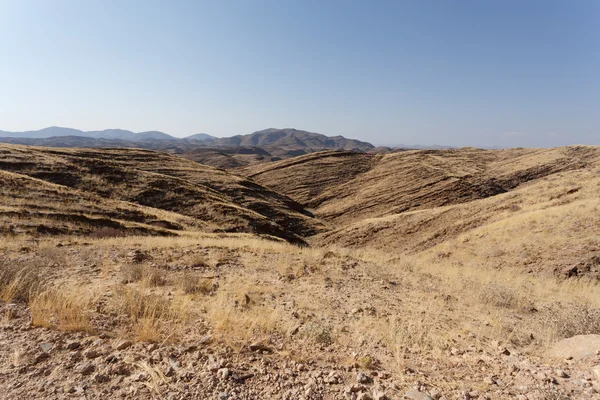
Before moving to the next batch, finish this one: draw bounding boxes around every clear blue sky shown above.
[1,0,598,147]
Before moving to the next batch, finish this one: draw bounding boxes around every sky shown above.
[0,0,598,147]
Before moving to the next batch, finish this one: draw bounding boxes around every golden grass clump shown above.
[177,272,215,295]
[121,264,166,287]
[29,290,92,332]
[0,261,41,303]
[111,286,191,342]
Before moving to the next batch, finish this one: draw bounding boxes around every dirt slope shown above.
[240,150,379,204]
[242,146,600,227]
[0,144,326,243]
[0,170,204,236]
[315,165,600,276]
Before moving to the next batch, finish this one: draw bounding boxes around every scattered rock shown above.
[115,340,132,351]
[217,368,230,380]
[249,342,274,353]
[66,342,81,350]
[39,342,53,353]
[405,389,434,400]
[34,352,50,364]
[547,335,600,360]
[94,374,110,383]
[357,371,373,384]
[79,363,96,376]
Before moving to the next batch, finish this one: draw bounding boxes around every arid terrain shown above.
[1,143,600,399]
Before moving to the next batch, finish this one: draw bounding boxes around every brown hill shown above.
[0,144,326,243]
[242,146,600,227]
[315,164,600,277]
[180,146,280,169]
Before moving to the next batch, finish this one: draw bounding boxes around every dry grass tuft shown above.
[541,302,600,341]
[178,272,215,295]
[29,290,92,332]
[121,264,166,287]
[112,286,190,342]
[478,281,531,310]
[205,284,288,346]
[0,261,41,303]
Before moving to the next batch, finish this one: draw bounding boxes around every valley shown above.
[1,142,600,399]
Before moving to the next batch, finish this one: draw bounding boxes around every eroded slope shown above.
[243,146,600,227]
[0,144,327,242]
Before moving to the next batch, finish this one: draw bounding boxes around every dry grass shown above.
[0,262,41,303]
[121,264,166,287]
[177,272,215,295]
[111,286,192,342]
[29,290,92,332]
[204,280,289,347]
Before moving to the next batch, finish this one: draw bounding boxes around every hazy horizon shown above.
[1,1,598,148]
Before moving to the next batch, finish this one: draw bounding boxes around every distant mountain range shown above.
[0,126,211,142]
[0,126,459,169]
[0,126,372,149]
[0,127,376,167]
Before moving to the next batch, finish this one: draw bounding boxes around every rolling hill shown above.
[241,146,600,226]
[0,144,326,243]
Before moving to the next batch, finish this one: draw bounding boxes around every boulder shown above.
[546,335,600,360]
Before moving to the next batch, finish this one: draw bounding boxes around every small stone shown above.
[217,368,230,380]
[84,349,100,359]
[66,342,81,350]
[109,363,130,376]
[249,342,273,353]
[79,363,96,376]
[94,374,110,383]
[39,342,53,353]
[405,389,434,400]
[483,376,495,385]
[555,369,569,378]
[115,340,132,350]
[34,352,50,364]
[357,371,373,384]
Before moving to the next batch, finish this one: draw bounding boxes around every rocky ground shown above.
[1,236,600,399]
[2,300,600,399]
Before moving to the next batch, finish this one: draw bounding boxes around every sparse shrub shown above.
[542,302,600,340]
[121,264,166,287]
[479,282,527,310]
[29,290,92,332]
[0,261,41,303]
[358,355,373,369]
[189,254,209,269]
[178,272,215,295]
[113,286,172,321]
[36,246,68,267]
[300,323,335,346]
[112,286,190,343]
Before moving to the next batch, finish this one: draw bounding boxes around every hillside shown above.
[242,146,600,226]
[0,144,326,243]
[315,164,600,277]
[180,146,281,169]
